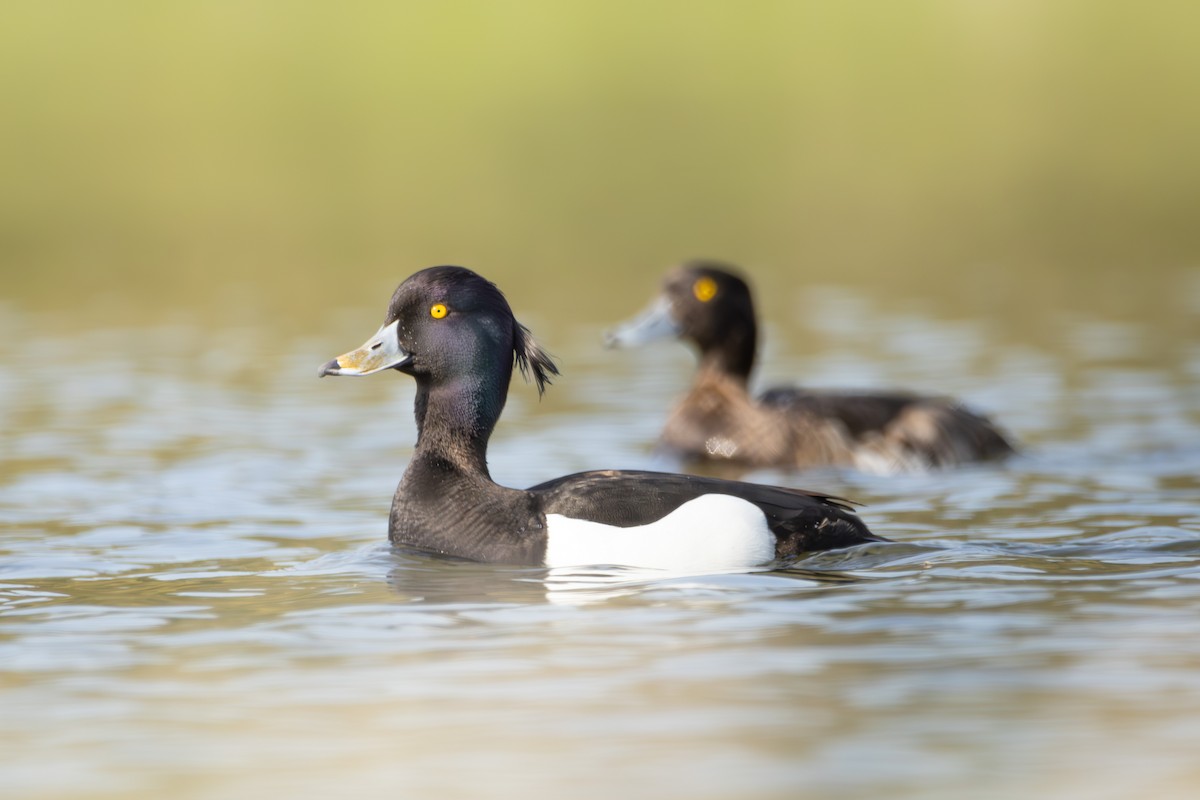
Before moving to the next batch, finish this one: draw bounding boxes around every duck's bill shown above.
[603,296,680,348]
[319,320,412,377]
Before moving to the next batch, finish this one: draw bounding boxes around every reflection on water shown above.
[1,280,1199,800]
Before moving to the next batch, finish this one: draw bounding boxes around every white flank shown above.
[543,494,775,571]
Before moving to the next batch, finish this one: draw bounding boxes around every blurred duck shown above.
[605,261,1014,473]
[319,266,885,570]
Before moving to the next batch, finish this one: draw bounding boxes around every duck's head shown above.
[320,266,558,398]
[605,260,757,380]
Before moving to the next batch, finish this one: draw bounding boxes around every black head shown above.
[606,260,758,380]
[321,266,559,469]
[321,265,558,397]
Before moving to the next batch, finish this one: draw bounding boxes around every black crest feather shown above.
[514,322,559,396]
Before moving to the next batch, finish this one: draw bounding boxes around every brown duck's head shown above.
[605,260,758,380]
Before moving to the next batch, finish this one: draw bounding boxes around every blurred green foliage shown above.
[1,2,1197,330]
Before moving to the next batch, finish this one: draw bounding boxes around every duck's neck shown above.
[410,375,505,477]
[697,321,756,387]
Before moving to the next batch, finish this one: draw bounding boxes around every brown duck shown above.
[605,261,1015,473]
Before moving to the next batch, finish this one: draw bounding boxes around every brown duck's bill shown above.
[602,296,681,349]
[319,320,411,377]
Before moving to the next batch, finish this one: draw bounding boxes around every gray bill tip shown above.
[602,297,680,349]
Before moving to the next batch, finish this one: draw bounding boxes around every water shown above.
[2,278,1199,800]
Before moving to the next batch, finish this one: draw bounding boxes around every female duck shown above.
[606,261,1014,473]
[320,266,883,569]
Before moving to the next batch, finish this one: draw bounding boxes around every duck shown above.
[605,261,1014,473]
[319,266,885,569]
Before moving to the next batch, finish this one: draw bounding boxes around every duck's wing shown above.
[759,387,1015,466]
[527,469,886,555]
[883,400,1015,466]
[758,388,919,437]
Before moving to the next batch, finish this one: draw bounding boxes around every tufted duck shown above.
[605,261,1015,473]
[320,266,885,568]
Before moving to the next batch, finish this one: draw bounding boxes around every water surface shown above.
[2,277,1198,799]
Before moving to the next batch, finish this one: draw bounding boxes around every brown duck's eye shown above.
[430,303,448,319]
[692,277,718,303]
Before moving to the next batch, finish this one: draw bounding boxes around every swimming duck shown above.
[319,266,884,569]
[605,261,1014,473]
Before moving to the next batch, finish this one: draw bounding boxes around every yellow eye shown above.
[430,303,448,319]
[693,277,718,303]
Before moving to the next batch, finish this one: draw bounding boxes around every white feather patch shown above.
[543,494,776,571]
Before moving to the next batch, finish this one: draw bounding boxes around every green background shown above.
[3,2,1197,333]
